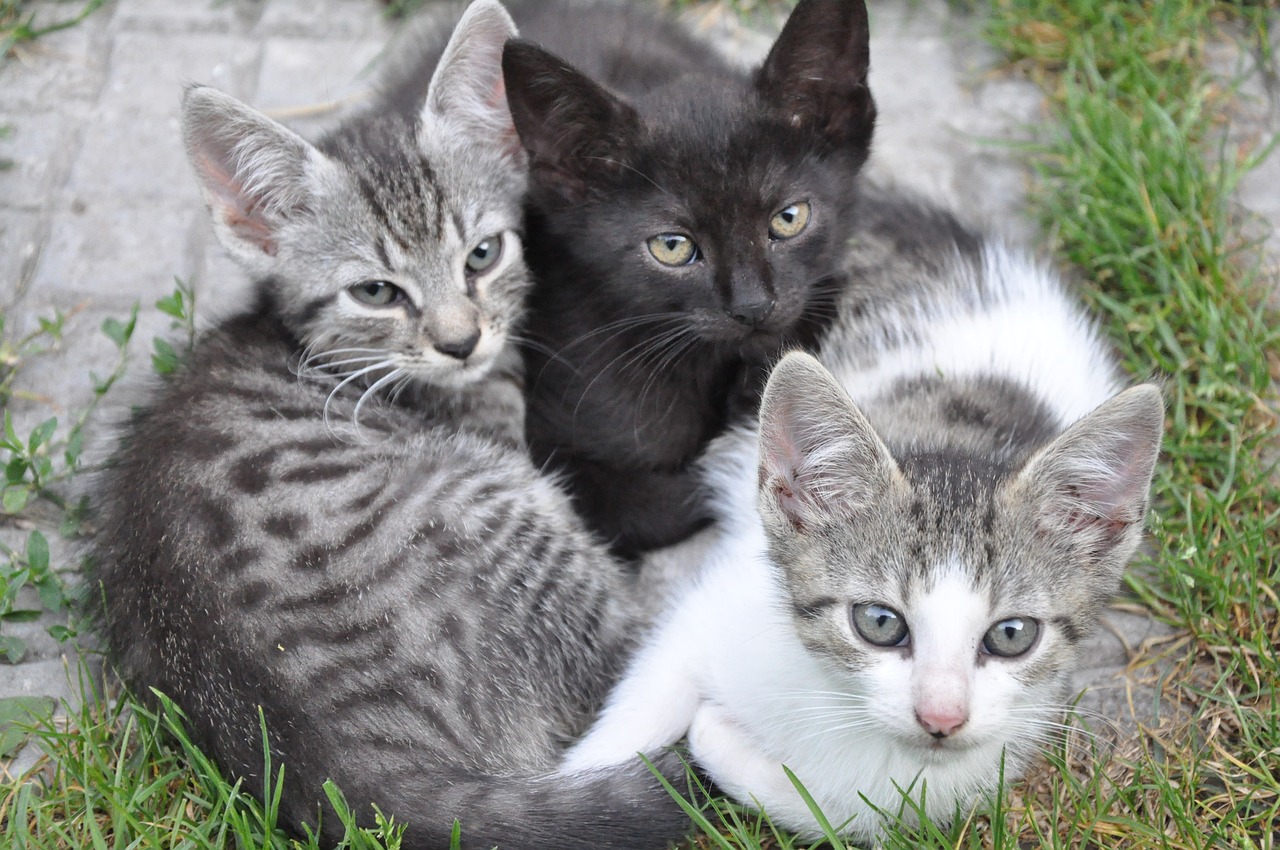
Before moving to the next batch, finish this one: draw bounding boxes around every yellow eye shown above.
[769,201,811,240]
[646,233,698,266]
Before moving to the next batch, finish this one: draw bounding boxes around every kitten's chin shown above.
[411,357,499,390]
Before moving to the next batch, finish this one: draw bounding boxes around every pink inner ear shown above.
[195,150,278,256]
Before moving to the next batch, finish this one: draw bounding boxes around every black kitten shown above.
[502,0,876,556]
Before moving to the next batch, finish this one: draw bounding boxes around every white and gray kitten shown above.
[561,192,1164,841]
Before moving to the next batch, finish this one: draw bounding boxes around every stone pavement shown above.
[0,0,1273,780]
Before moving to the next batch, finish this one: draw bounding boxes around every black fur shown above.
[502,0,877,556]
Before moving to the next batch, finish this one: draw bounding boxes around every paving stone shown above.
[255,0,395,40]
[66,32,261,202]
[0,211,46,306]
[5,297,172,436]
[27,197,203,307]
[0,109,94,212]
[254,36,386,138]
[0,4,111,110]
[109,0,262,35]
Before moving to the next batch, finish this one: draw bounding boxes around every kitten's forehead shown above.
[319,113,519,253]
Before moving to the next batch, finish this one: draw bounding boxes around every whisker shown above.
[351,368,404,437]
[322,361,394,434]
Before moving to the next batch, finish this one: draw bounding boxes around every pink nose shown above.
[916,708,967,738]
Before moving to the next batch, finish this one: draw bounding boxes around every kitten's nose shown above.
[915,708,967,739]
[434,330,481,361]
[729,298,775,328]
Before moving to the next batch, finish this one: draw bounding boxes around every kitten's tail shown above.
[378,751,694,850]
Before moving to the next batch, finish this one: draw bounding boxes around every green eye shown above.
[769,201,811,240]
[851,603,909,647]
[647,233,698,266]
[349,281,404,306]
[466,235,503,274]
[982,617,1039,657]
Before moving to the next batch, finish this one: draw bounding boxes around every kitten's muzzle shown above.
[729,297,776,328]
[915,707,968,739]
[434,330,482,360]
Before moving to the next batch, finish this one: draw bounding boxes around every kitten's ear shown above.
[181,85,331,271]
[757,352,900,534]
[502,40,640,197]
[1012,384,1164,574]
[756,0,875,150]
[423,0,523,162]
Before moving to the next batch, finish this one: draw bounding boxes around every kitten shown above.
[559,192,1164,841]
[498,0,877,556]
[87,4,689,848]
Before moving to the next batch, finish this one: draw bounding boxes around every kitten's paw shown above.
[689,703,786,796]
[559,733,641,775]
[689,702,810,826]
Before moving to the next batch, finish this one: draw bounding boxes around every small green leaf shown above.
[26,530,49,572]
[2,609,43,623]
[3,411,19,450]
[64,430,84,468]
[46,624,76,642]
[156,290,186,320]
[37,312,64,338]
[0,636,26,665]
[0,695,56,755]
[100,305,138,349]
[27,417,57,453]
[31,455,53,484]
[5,457,27,484]
[2,485,30,514]
[37,578,64,612]
[151,337,179,375]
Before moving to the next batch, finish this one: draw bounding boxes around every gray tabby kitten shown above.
[87,3,688,848]
[562,192,1164,841]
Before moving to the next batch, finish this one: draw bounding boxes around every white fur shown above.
[562,243,1127,840]
[826,245,1122,428]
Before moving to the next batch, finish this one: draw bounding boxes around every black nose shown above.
[729,298,775,328]
[434,330,481,360]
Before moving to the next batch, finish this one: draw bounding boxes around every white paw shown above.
[559,733,637,774]
[688,703,787,798]
[688,702,820,834]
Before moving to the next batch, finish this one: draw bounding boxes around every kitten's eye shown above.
[769,201,811,240]
[466,235,503,275]
[647,233,699,267]
[851,603,909,647]
[982,617,1039,657]
[349,281,405,307]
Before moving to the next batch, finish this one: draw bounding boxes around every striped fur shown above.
[87,3,689,848]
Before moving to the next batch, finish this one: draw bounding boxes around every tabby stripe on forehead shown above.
[1052,616,1084,645]
[355,174,403,249]
[793,596,838,620]
[418,154,446,241]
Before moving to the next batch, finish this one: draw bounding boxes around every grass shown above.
[2,0,1279,848]
[0,0,106,58]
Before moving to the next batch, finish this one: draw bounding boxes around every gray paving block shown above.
[0,108,94,212]
[109,0,259,35]
[0,5,111,110]
[4,297,173,431]
[0,211,47,306]
[26,196,202,308]
[0,653,104,780]
[255,0,394,40]
[254,37,386,138]
[66,32,261,202]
